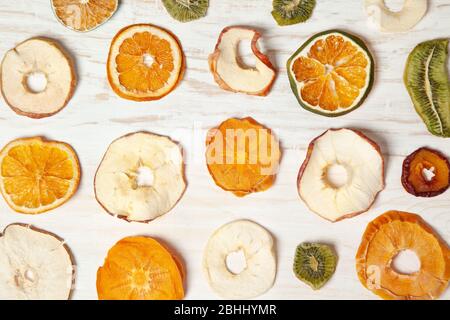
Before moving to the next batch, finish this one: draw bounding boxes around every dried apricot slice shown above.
[51,0,118,32]
[356,211,450,300]
[97,236,184,300]
[107,24,184,101]
[401,147,450,197]
[205,117,281,197]
[287,30,374,117]
[0,137,80,214]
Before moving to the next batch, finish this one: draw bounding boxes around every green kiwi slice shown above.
[271,0,316,26]
[293,242,337,290]
[162,0,209,23]
[404,39,450,137]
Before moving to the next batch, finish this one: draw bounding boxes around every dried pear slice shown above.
[404,39,450,137]
[401,147,450,197]
[0,224,74,300]
[356,211,450,300]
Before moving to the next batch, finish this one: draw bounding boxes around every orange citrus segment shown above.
[289,31,373,115]
[97,237,184,300]
[0,137,80,214]
[107,24,184,101]
[51,0,118,32]
[206,117,281,197]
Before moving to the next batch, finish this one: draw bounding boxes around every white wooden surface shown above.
[0,0,449,300]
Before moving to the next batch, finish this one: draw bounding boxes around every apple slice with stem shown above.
[209,26,276,96]
[297,128,385,222]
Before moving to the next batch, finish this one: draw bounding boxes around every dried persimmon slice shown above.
[97,236,184,300]
[401,147,450,197]
[356,211,450,300]
[205,117,281,197]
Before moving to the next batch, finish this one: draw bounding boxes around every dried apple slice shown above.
[402,147,450,197]
[297,128,384,222]
[356,211,450,300]
[94,132,186,222]
[0,224,74,300]
[0,38,76,118]
[209,26,276,96]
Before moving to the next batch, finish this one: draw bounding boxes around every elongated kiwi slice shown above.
[404,39,450,137]
[272,0,316,26]
[162,0,209,22]
[293,243,337,290]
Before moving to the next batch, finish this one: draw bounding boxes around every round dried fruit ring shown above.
[206,117,281,197]
[0,224,74,300]
[287,30,374,117]
[297,128,384,222]
[1,38,76,119]
[107,24,184,101]
[203,220,276,299]
[94,132,186,222]
[97,236,184,300]
[0,137,81,214]
[51,0,118,32]
[356,211,450,300]
[402,147,450,197]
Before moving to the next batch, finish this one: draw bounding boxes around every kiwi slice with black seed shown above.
[293,242,337,290]
[162,0,209,23]
[404,39,450,138]
[272,0,316,26]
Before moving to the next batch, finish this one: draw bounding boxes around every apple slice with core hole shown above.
[297,128,384,222]
[209,26,276,96]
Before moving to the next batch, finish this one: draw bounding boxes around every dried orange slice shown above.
[107,24,184,101]
[287,30,374,117]
[206,117,281,197]
[51,0,118,32]
[402,147,450,197]
[0,137,80,214]
[97,236,184,300]
[356,211,450,300]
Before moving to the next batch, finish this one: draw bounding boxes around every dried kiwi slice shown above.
[272,0,316,26]
[404,39,450,137]
[162,0,209,22]
[293,243,337,290]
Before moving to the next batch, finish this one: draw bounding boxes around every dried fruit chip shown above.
[0,224,74,300]
[97,236,184,300]
[107,24,184,101]
[0,38,76,119]
[51,0,118,32]
[356,211,450,300]
[209,27,276,96]
[297,128,384,222]
[401,147,450,197]
[203,220,276,299]
[206,117,281,197]
[0,137,81,214]
[287,30,374,117]
[94,132,186,222]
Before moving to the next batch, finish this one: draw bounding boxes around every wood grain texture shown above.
[0,0,449,300]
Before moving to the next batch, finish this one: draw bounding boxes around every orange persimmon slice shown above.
[356,211,450,300]
[107,24,184,101]
[0,137,80,214]
[97,236,184,300]
[401,147,450,197]
[205,117,281,197]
